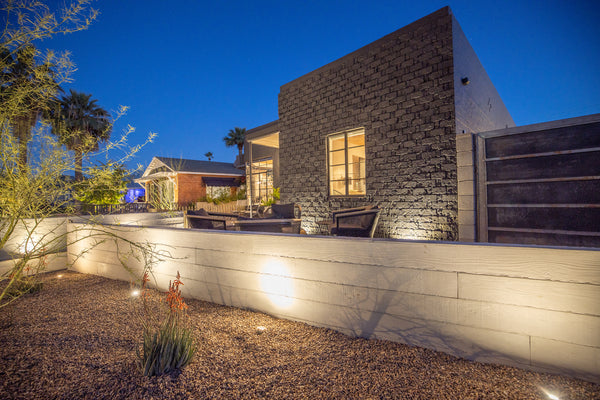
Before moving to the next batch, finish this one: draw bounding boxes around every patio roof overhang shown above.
[245,120,280,149]
[248,131,279,148]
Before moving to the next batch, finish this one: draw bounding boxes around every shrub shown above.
[138,316,195,377]
[197,188,246,205]
[261,187,280,206]
[6,275,43,298]
[3,256,46,305]
[136,271,196,377]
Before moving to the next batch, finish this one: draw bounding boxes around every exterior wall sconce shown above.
[461,77,470,85]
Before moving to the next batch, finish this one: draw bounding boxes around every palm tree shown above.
[0,45,60,167]
[204,151,213,161]
[50,89,111,181]
[223,127,246,159]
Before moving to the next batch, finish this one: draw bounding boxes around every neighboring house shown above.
[136,157,243,207]
[243,7,515,240]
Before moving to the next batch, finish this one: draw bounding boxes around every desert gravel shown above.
[1,271,599,399]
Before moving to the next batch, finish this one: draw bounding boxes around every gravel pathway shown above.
[1,271,598,399]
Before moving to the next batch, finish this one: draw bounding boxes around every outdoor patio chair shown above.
[185,209,230,230]
[329,206,380,238]
[331,205,373,221]
[258,203,302,219]
[270,203,302,219]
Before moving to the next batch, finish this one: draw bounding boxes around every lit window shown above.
[327,128,366,196]
[246,158,273,203]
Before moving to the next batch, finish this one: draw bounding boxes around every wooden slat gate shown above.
[476,115,600,247]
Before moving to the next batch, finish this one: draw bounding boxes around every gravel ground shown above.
[0,271,598,400]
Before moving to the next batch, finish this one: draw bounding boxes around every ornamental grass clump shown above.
[137,271,196,377]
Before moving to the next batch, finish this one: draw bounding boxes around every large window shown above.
[247,158,273,203]
[328,128,366,196]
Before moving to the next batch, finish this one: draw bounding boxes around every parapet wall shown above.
[67,224,600,383]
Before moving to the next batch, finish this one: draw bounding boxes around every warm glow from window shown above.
[247,158,273,203]
[328,128,365,196]
[260,260,294,308]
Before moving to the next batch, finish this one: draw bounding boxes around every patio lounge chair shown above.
[329,206,380,238]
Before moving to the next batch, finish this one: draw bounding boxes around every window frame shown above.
[246,157,274,203]
[326,127,366,198]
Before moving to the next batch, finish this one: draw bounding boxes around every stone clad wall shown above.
[278,7,458,240]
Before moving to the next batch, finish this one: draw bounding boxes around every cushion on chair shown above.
[187,209,209,216]
[271,203,296,219]
[187,209,213,229]
[359,211,377,228]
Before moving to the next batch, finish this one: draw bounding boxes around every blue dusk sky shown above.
[40,0,600,171]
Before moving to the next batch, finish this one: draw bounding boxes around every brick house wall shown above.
[176,173,241,205]
[278,7,458,239]
[176,173,206,205]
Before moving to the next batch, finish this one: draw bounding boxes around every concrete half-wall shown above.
[0,213,182,277]
[67,224,600,383]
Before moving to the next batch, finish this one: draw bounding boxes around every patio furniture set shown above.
[185,204,380,237]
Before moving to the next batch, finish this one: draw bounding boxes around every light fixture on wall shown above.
[461,77,470,85]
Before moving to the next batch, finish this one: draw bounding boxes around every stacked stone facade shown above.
[278,7,457,239]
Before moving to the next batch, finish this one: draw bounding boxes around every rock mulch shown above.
[0,271,598,399]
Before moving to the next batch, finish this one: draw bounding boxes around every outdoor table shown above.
[233,218,301,233]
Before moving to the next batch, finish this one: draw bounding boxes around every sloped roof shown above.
[136,156,243,183]
[155,157,243,175]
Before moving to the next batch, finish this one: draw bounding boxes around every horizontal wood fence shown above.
[477,114,600,247]
[67,223,600,383]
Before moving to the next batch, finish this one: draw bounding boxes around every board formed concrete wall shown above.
[68,224,600,383]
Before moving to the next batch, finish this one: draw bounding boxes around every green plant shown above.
[73,162,128,205]
[49,89,111,181]
[223,127,246,158]
[136,271,196,377]
[0,0,156,309]
[235,187,246,200]
[261,187,280,206]
[6,263,43,298]
[198,188,246,205]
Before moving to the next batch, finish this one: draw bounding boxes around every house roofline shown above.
[135,170,243,183]
[246,120,280,140]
